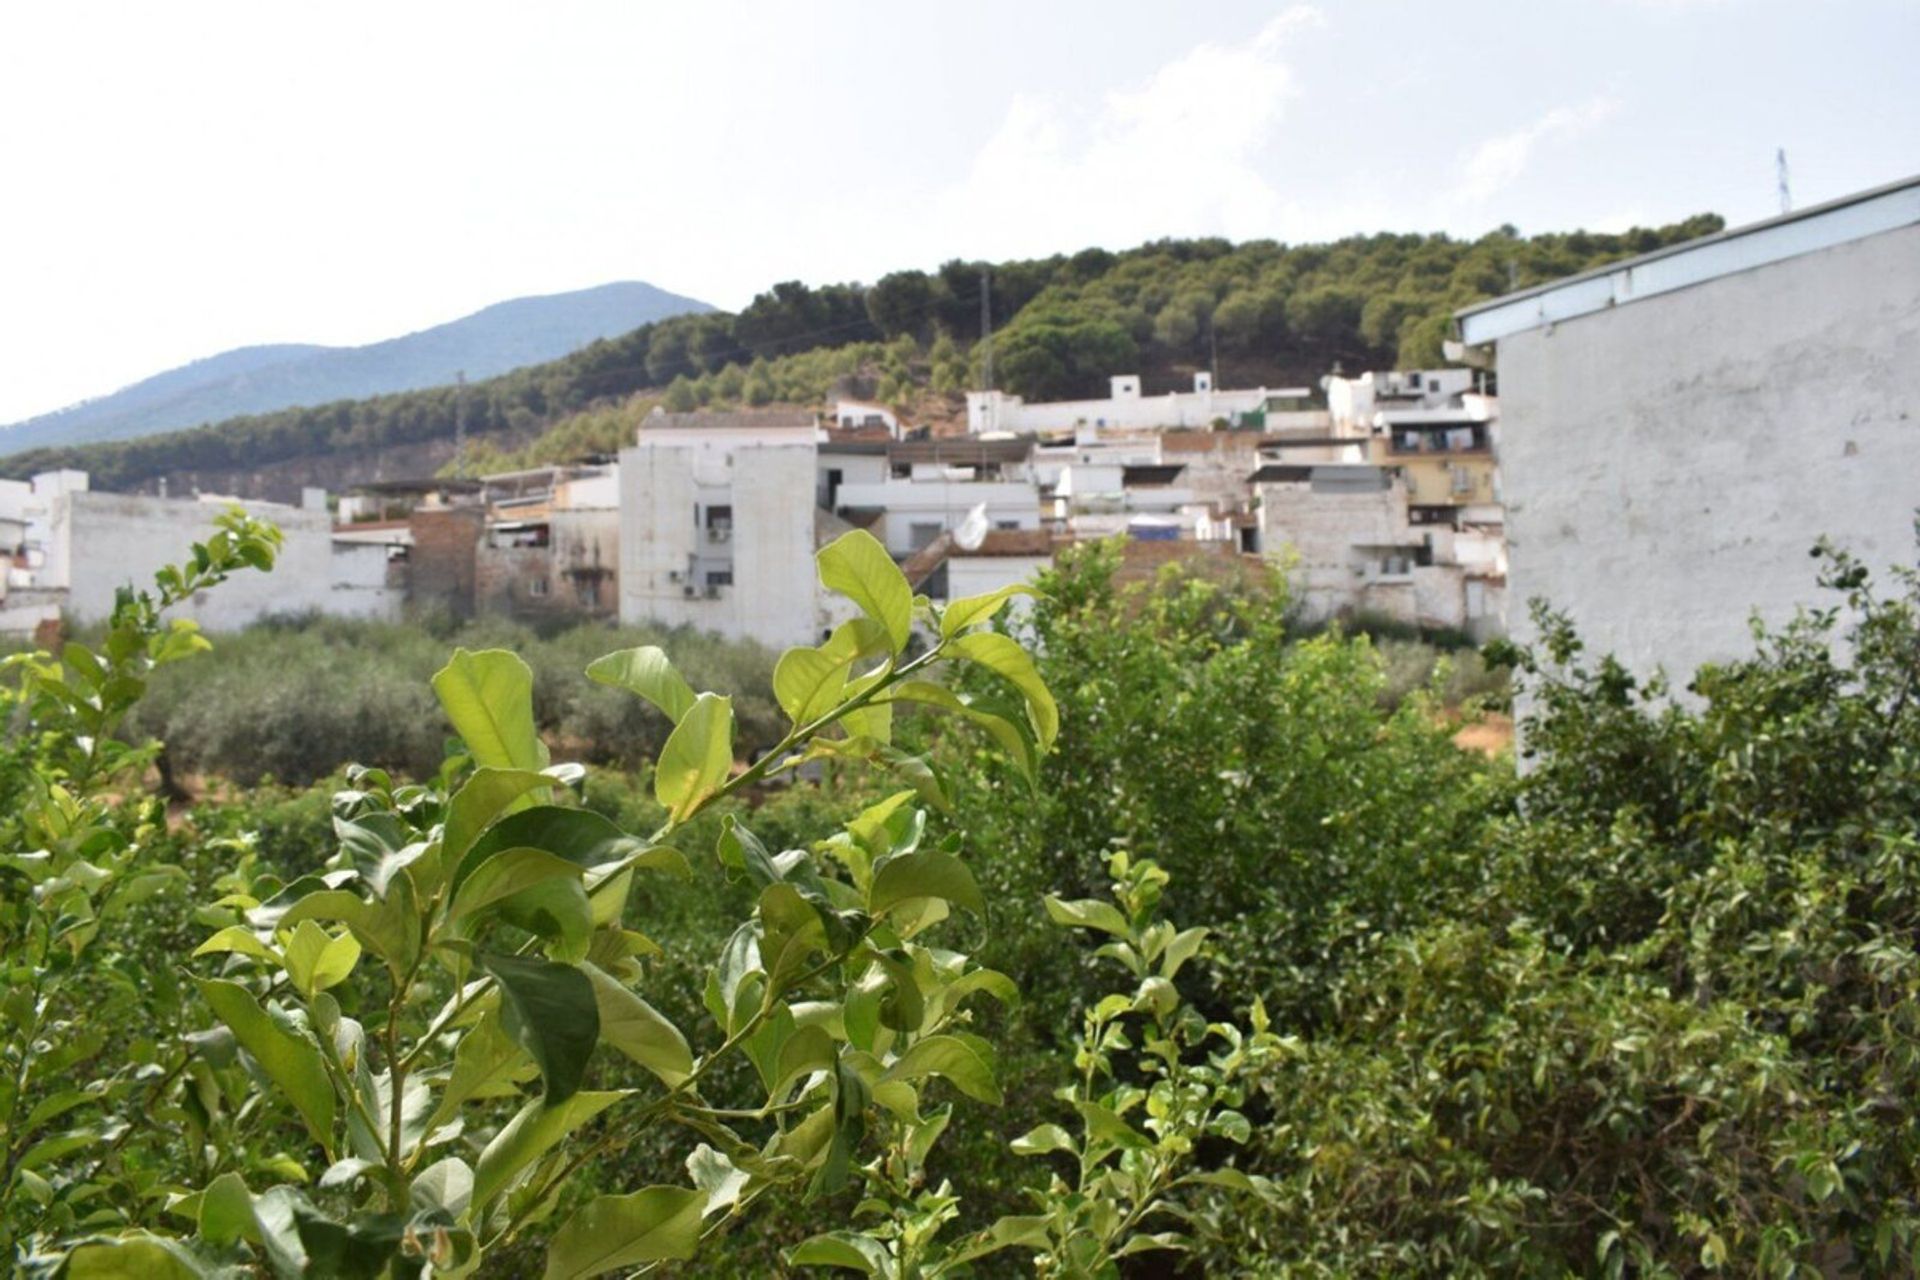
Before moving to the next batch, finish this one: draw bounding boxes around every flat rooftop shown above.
[1457,172,1920,345]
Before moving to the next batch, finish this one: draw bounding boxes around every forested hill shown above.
[0,216,1722,494]
[0,281,713,453]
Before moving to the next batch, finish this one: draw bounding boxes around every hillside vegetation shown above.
[0,217,1721,490]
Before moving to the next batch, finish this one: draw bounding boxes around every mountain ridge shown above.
[1,281,713,452]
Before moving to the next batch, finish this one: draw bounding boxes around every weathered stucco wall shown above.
[619,442,819,648]
[1496,221,1920,681]
[55,492,340,629]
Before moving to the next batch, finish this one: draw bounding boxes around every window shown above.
[706,570,733,587]
[528,578,550,598]
[995,520,1019,530]
[909,522,943,550]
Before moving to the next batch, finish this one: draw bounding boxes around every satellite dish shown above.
[954,501,990,551]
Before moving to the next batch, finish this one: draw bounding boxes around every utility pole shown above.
[1776,148,1792,215]
[454,370,468,475]
[979,267,994,393]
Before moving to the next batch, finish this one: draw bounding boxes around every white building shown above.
[1253,464,1507,638]
[967,372,1312,435]
[1325,368,1484,430]
[832,400,901,438]
[1455,172,1920,681]
[831,438,1043,557]
[0,474,399,634]
[618,409,825,648]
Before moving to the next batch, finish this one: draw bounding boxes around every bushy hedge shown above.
[127,614,781,785]
[1216,540,1920,1275]
[128,533,1920,1275]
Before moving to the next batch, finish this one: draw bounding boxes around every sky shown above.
[1,0,1916,423]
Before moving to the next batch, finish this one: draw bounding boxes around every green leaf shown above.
[839,670,893,744]
[769,1024,838,1101]
[250,1185,409,1279]
[193,925,277,964]
[427,1010,530,1131]
[947,632,1058,750]
[1010,1123,1076,1156]
[282,920,361,999]
[1044,895,1132,939]
[947,968,1020,1010]
[881,1034,1000,1104]
[442,767,555,863]
[473,1091,624,1212]
[1074,1100,1151,1150]
[787,1231,891,1275]
[432,648,548,772]
[277,884,420,978]
[818,616,893,666]
[197,1171,257,1246]
[410,1156,475,1218]
[653,693,734,824]
[868,849,982,918]
[940,583,1035,637]
[1159,926,1209,979]
[987,1214,1052,1249]
[1115,1231,1191,1257]
[586,646,697,724]
[451,805,663,896]
[808,1060,871,1198]
[818,529,912,653]
[886,680,1038,783]
[773,645,855,727]
[687,1143,750,1217]
[544,1185,705,1279]
[451,848,587,925]
[481,953,600,1104]
[582,961,692,1086]
[64,1234,209,1279]
[494,874,595,963]
[195,979,337,1152]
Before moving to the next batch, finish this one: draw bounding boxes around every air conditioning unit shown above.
[682,585,696,598]
[668,569,682,583]
[703,585,721,599]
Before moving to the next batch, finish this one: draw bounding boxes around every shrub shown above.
[1215,536,1920,1275]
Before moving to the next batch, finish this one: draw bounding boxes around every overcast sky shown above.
[1,0,1915,423]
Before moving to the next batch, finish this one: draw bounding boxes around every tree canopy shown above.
[0,215,1723,490]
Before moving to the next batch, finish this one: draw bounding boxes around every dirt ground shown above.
[1452,712,1515,757]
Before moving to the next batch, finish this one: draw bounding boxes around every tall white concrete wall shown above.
[619,442,820,648]
[54,492,343,629]
[947,555,1049,611]
[329,542,403,620]
[1495,220,1920,681]
[1257,482,1410,620]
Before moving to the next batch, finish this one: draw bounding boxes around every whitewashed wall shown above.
[1495,220,1920,682]
[619,441,820,649]
[53,493,341,629]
